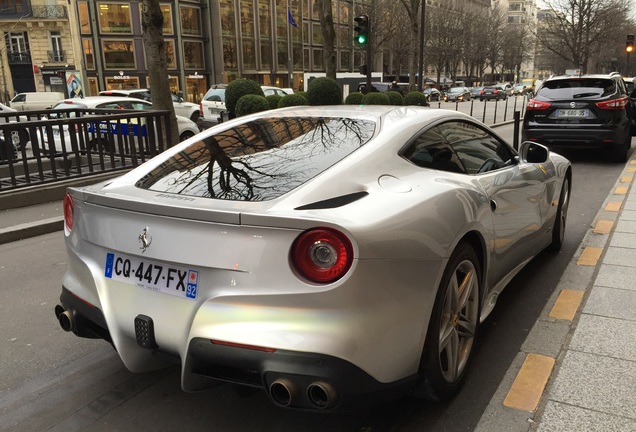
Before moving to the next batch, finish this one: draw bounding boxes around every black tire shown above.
[549,175,570,251]
[190,111,201,123]
[179,131,195,142]
[10,129,28,151]
[414,242,481,402]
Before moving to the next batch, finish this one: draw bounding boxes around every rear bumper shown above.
[56,285,419,411]
[522,125,629,149]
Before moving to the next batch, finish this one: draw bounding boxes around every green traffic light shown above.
[357,35,367,44]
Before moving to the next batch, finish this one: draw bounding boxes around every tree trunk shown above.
[141,0,180,150]
[317,0,337,80]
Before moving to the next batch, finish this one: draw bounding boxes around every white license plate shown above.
[557,109,588,118]
[104,252,199,300]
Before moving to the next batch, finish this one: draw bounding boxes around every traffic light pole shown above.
[366,25,372,93]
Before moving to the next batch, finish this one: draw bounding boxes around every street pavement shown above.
[1,130,635,431]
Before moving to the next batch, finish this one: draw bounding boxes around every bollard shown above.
[513,110,520,151]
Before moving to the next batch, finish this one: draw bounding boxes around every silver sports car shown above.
[57,105,571,410]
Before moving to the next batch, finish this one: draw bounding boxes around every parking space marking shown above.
[615,186,628,195]
[593,220,614,234]
[503,353,555,412]
[577,247,603,266]
[549,289,585,321]
[621,175,634,183]
[627,167,636,173]
[605,202,622,212]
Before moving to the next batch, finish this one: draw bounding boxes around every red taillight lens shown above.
[526,99,552,110]
[596,97,629,110]
[199,102,203,115]
[494,89,499,94]
[479,90,484,94]
[291,228,353,283]
[63,193,74,232]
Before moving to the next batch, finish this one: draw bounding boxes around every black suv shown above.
[522,72,633,162]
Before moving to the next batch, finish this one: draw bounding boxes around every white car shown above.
[0,102,30,158]
[98,89,201,123]
[200,84,290,126]
[43,96,199,153]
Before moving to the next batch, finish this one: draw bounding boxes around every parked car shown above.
[423,87,443,102]
[9,92,65,111]
[44,96,199,152]
[444,87,471,102]
[200,84,290,127]
[0,102,29,154]
[479,85,508,101]
[470,86,484,99]
[99,89,201,123]
[56,105,571,411]
[356,82,410,94]
[513,84,530,95]
[498,83,514,96]
[522,72,633,162]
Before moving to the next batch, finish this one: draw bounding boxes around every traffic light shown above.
[627,34,634,53]
[354,15,369,45]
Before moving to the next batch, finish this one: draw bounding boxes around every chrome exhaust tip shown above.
[307,381,338,409]
[269,378,299,407]
[55,305,76,333]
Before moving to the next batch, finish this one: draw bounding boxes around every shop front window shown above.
[183,41,204,69]
[79,2,90,34]
[98,3,132,34]
[105,76,140,90]
[83,39,95,69]
[180,6,201,36]
[102,40,136,69]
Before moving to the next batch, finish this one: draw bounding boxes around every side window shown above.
[401,126,466,173]
[12,94,26,103]
[439,121,515,174]
[129,101,151,110]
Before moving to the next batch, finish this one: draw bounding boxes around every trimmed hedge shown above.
[403,91,430,107]
[225,79,265,116]
[278,93,309,108]
[386,91,404,106]
[266,94,283,110]
[362,92,390,105]
[344,92,364,105]
[307,77,342,105]
[235,94,270,117]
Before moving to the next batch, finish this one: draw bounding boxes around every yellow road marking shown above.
[630,160,636,165]
[504,354,555,412]
[628,167,636,172]
[577,247,603,266]
[621,175,634,183]
[605,202,622,212]
[593,220,614,234]
[615,186,628,195]
[549,290,585,321]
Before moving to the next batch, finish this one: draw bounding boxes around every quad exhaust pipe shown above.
[269,378,338,409]
[55,304,76,334]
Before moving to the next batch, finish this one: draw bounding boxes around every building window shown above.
[79,2,91,34]
[180,6,201,36]
[312,22,322,45]
[98,3,132,34]
[49,31,64,62]
[161,4,174,35]
[242,39,256,70]
[183,41,204,69]
[313,48,323,70]
[102,40,136,69]
[165,39,176,68]
[83,39,95,69]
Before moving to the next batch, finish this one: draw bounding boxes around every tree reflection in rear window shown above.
[136,116,376,201]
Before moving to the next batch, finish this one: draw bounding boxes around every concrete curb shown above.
[0,217,64,244]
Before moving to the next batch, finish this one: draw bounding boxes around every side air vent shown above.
[295,191,368,210]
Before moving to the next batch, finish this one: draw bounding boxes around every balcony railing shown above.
[31,5,68,19]
[48,50,66,63]
[7,52,32,65]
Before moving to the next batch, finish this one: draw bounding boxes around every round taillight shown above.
[63,193,74,232]
[291,228,353,283]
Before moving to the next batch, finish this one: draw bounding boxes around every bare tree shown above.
[398,0,420,90]
[141,0,179,148]
[536,0,630,73]
[316,0,337,79]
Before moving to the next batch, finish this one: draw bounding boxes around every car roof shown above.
[54,96,152,108]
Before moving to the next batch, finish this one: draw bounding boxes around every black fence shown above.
[0,108,173,192]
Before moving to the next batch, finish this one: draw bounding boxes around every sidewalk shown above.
[0,200,63,244]
[476,158,636,431]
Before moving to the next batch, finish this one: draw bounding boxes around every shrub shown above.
[278,93,309,108]
[362,92,390,105]
[403,91,429,107]
[307,77,342,105]
[266,94,283,110]
[386,91,404,106]
[235,94,269,117]
[295,90,308,100]
[225,79,265,117]
[344,92,364,105]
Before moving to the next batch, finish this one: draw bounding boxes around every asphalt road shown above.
[0,124,630,432]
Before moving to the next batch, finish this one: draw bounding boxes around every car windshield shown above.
[203,88,226,102]
[136,116,376,201]
[448,88,463,93]
[537,78,614,99]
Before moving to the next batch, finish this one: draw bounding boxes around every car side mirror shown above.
[519,141,549,164]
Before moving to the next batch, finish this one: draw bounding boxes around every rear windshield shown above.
[136,116,376,201]
[537,78,616,99]
[203,88,226,102]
